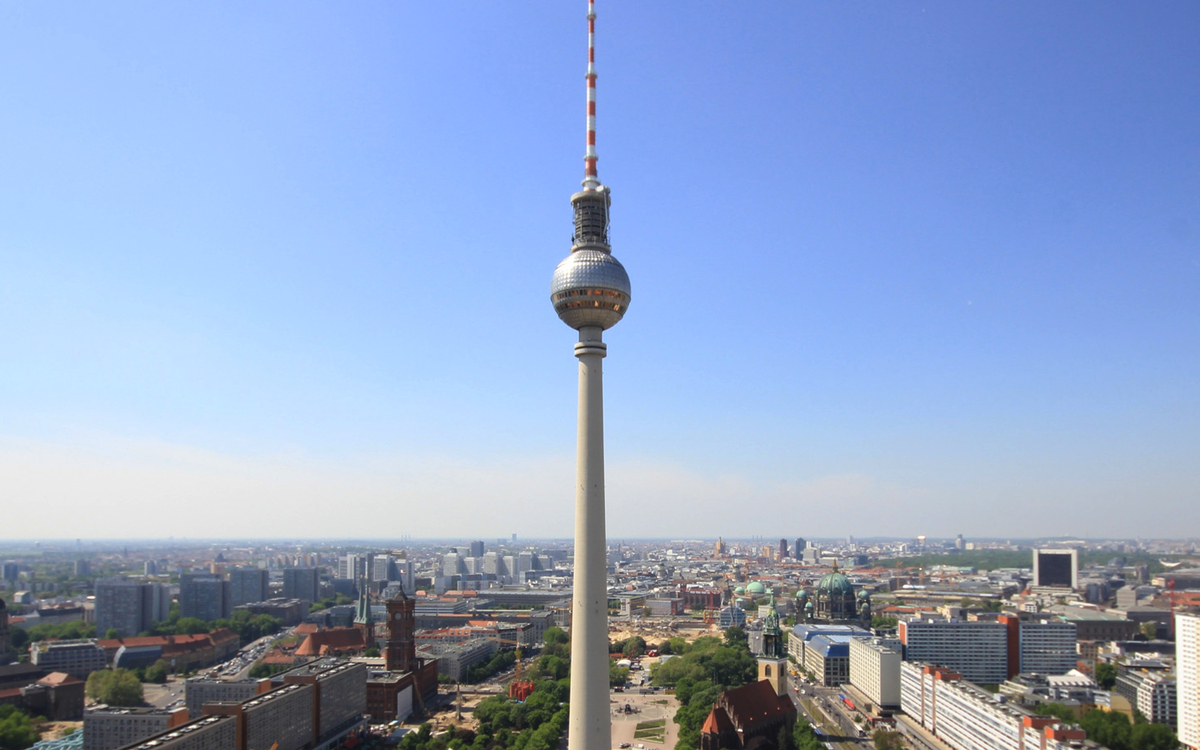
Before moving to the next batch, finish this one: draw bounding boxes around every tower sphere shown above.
[551,249,631,330]
[551,187,631,330]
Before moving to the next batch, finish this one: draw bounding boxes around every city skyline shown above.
[3,4,1198,540]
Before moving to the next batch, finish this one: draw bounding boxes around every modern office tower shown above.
[73,560,90,577]
[549,4,632,750]
[469,541,485,558]
[1179,612,1200,749]
[955,534,965,551]
[230,567,270,606]
[1033,548,1079,589]
[481,552,508,577]
[899,619,1009,685]
[144,560,158,576]
[794,539,806,557]
[95,579,156,637]
[337,554,361,580]
[779,539,788,559]
[282,567,319,603]
[371,555,394,583]
[397,558,415,594]
[180,575,231,622]
[149,582,172,624]
[441,552,465,577]
[850,637,902,710]
[1,562,18,581]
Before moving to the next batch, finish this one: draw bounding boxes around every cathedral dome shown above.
[746,581,766,596]
[734,586,746,596]
[816,571,853,596]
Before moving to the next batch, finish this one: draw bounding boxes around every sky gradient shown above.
[2,3,1198,540]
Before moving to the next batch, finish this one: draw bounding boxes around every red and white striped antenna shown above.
[583,0,601,191]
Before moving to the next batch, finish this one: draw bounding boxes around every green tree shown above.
[0,705,40,750]
[1080,709,1132,750]
[543,627,568,646]
[622,636,646,659]
[1130,722,1178,750]
[1094,662,1117,689]
[105,628,119,640]
[174,618,210,635]
[85,669,144,707]
[723,627,748,648]
[144,659,171,684]
[871,616,898,630]
[1035,702,1078,723]
[610,660,630,687]
[873,729,903,750]
[1138,621,1158,639]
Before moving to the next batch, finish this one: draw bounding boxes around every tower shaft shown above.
[568,325,610,750]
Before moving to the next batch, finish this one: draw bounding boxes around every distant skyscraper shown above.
[143,560,158,576]
[1,563,17,581]
[1178,613,1200,750]
[337,554,361,580]
[794,538,806,557]
[469,540,485,558]
[230,567,270,606]
[779,539,788,559]
[549,4,631,750]
[73,559,90,577]
[282,567,319,603]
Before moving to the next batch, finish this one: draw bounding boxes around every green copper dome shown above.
[746,581,766,595]
[816,571,854,596]
[734,586,746,596]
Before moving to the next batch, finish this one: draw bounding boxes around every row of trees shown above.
[465,650,517,684]
[7,620,95,653]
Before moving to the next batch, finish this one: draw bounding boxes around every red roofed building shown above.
[699,680,797,750]
[97,629,240,672]
[295,628,368,658]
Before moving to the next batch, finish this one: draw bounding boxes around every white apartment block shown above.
[1136,674,1176,728]
[1178,612,1200,750]
[900,661,1087,750]
[899,619,1008,685]
[849,637,901,709]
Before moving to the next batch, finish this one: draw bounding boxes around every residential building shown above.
[1016,620,1077,675]
[899,619,1008,685]
[30,640,107,679]
[84,707,190,750]
[230,569,270,608]
[900,662,1089,750]
[95,580,157,638]
[234,598,308,627]
[179,575,231,623]
[282,568,319,604]
[119,714,237,750]
[849,637,901,710]
[184,678,270,720]
[1180,612,1200,749]
[336,555,361,581]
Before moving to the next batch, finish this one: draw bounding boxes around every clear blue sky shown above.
[2,3,1197,540]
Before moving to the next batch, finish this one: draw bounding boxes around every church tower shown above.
[756,594,787,697]
[385,586,416,673]
[354,576,374,649]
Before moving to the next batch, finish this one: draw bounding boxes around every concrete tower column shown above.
[569,325,610,750]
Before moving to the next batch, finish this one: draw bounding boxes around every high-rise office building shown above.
[1,563,18,581]
[1033,549,1079,589]
[230,568,270,606]
[469,541,485,558]
[1179,612,1200,750]
[180,575,231,622]
[899,619,1009,685]
[74,560,91,577]
[282,567,319,603]
[549,4,632,750]
[794,539,806,558]
[337,555,361,580]
[779,539,788,559]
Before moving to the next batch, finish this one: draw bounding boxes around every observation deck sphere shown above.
[550,249,631,330]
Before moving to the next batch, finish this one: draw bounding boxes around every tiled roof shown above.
[295,627,366,657]
[38,672,82,687]
[720,680,796,731]
[701,706,734,735]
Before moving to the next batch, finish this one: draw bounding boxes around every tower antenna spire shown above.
[583,0,600,190]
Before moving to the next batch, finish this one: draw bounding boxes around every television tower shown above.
[550,2,631,749]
